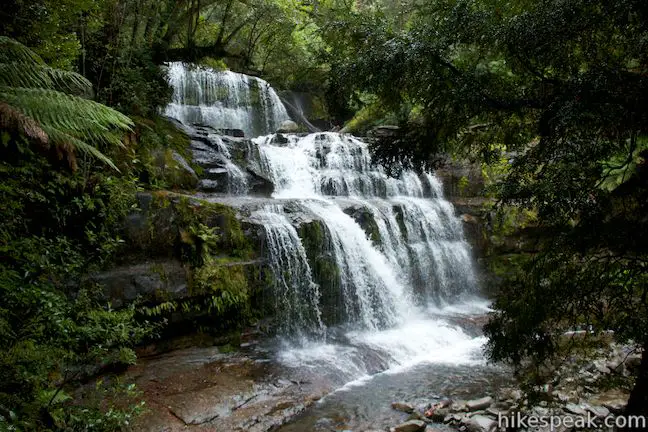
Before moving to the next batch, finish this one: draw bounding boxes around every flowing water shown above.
[165,62,290,137]
[164,68,502,429]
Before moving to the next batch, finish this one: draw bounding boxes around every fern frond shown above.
[0,102,49,146]
[0,37,134,170]
[42,126,120,171]
[0,36,45,66]
[0,87,133,144]
[0,63,92,95]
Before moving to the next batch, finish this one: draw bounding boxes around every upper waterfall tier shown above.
[254,132,443,199]
[164,62,290,137]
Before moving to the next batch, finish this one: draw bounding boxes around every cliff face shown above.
[435,160,539,296]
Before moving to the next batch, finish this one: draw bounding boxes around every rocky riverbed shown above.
[386,342,641,432]
[122,311,640,432]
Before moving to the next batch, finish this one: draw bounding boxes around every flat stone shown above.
[392,402,415,413]
[586,405,610,418]
[466,397,493,412]
[485,407,503,418]
[589,389,629,414]
[563,403,587,416]
[450,400,469,412]
[391,419,426,432]
[426,407,449,422]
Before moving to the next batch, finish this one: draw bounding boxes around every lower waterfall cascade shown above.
[184,129,488,381]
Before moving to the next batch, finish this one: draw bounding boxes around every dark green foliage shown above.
[0,142,157,429]
[322,0,648,414]
[0,37,134,171]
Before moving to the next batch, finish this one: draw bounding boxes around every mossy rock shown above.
[298,219,344,326]
[343,205,382,246]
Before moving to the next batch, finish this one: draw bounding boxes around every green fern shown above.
[0,36,133,170]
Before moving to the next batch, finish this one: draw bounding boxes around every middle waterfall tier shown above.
[187,129,478,336]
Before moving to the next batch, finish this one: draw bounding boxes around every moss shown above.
[298,220,343,325]
[146,194,255,262]
[343,98,387,134]
[199,57,228,71]
[344,207,381,246]
[392,205,408,241]
[193,259,248,297]
[128,115,198,190]
[486,253,530,279]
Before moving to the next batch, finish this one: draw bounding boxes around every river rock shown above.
[625,352,642,373]
[589,389,629,414]
[277,120,299,133]
[466,397,493,412]
[425,407,449,422]
[592,359,611,374]
[392,402,415,413]
[390,419,426,432]
[449,400,468,412]
[464,414,497,432]
[563,403,587,416]
[586,405,610,418]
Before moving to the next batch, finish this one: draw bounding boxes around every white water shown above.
[164,64,487,387]
[250,132,486,378]
[250,206,325,337]
[164,62,290,137]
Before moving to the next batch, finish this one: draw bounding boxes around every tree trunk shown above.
[625,341,648,417]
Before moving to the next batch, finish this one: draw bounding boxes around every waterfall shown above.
[252,132,478,316]
[250,206,324,338]
[165,63,485,382]
[164,62,290,137]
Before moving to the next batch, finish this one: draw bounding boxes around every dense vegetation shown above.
[1,0,647,429]
[325,0,648,417]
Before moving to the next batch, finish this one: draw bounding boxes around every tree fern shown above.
[0,36,133,170]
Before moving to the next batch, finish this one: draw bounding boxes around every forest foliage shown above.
[1,0,648,429]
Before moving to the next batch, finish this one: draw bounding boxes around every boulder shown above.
[151,149,199,189]
[464,414,497,432]
[466,397,493,412]
[89,260,188,307]
[276,120,299,133]
[392,402,415,413]
[426,408,449,422]
[589,389,629,414]
[563,403,587,416]
[585,405,610,418]
[390,419,426,432]
[246,167,275,197]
